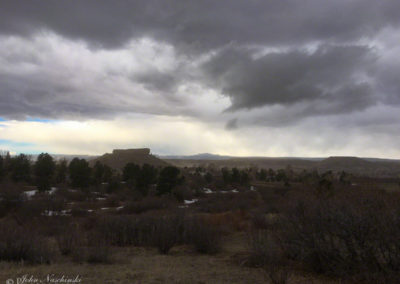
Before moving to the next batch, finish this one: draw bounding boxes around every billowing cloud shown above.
[201,45,376,114]
[0,33,228,120]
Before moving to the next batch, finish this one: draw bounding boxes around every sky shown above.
[0,0,400,158]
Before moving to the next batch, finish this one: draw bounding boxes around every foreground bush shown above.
[247,229,284,268]
[56,225,81,255]
[72,234,113,264]
[151,214,184,254]
[94,213,186,253]
[280,191,400,282]
[85,233,113,264]
[195,191,263,213]
[95,215,145,246]
[185,216,222,254]
[14,194,67,224]
[0,183,24,217]
[120,196,176,214]
[93,213,222,255]
[246,229,290,284]
[0,221,54,264]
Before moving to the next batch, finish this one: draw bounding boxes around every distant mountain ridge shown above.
[163,154,400,177]
[159,153,232,160]
[319,156,371,169]
[27,150,400,177]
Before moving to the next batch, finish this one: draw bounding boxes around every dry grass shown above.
[0,233,345,284]
[0,247,266,284]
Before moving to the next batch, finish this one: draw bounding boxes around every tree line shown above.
[0,153,185,196]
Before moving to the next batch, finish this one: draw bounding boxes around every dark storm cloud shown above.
[201,45,376,113]
[1,0,400,51]
[374,61,400,106]
[244,83,376,127]
[0,0,400,125]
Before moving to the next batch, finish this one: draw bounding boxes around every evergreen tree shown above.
[156,166,183,195]
[257,169,267,181]
[122,162,140,183]
[136,164,158,195]
[221,167,231,183]
[204,172,213,184]
[93,161,104,185]
[4,151,11,172]
[55,159,67,184]
[68,158,91,189]
[34,153,56,191]
[102,164,113,183]
[93,161,113,185]
[231,168,241,183]
[240,170,250,185]
[0,155,3,180]
[11,154,31,182]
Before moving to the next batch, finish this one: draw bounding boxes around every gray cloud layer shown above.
[0,0,400,128]
[2,0,400,50]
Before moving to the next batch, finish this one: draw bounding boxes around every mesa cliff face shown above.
[91,148,168,169]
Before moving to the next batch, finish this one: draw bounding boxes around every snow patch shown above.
[49,187,58,194]
[24,190,38,199]
[42,209,71,216]
[203,188,213,194]
[24,187,58,199]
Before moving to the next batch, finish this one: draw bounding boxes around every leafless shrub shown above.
[265,266,290,284]
[172,186,193,203]
[151,215,180,254]
[94,212,186,254]
[247,229,284,268]
[280,191,400,281]
[71,234,113,264]
[86,239,113,264]
[70,208,90,217]
[0,220,54,264]
[185,216,222,254]
[56,225,81,255]
[0,183,24,217]
[104,194,120,207]
[56,188,88,202]
[15,195,66,223]
[96,215,143,246]
[195,191,263,213]
[249,208,282,230]
[120,196,176,214]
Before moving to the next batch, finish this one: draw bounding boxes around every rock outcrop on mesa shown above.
[91,148,168,170]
